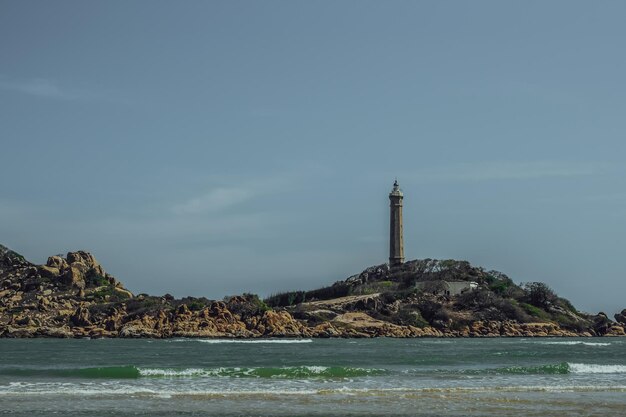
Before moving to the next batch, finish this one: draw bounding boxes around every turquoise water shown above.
[1,338,625,416]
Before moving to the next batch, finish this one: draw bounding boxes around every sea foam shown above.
[137,366,384,378]
[169,338,313,344]
[539,341,611,347]
[568,363,626,374]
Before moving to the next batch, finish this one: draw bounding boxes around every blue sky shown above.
[1,1,625,313]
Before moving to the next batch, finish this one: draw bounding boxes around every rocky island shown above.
[1,243,624,339]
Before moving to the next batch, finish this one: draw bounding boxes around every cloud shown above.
[172,177,291,215]
[173,187,253,214]
[403,161,606,183]
[0,74,128,103]
[0,75,78,100]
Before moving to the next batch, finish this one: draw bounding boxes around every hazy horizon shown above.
[1,1,625,314]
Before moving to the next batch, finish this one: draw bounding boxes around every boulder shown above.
[39,265,61,279]
[46,256,69,272]
[614,309,626,325]
[66,251,105,276]
[606,325,626,336]
[176,304,191,316]
[4,325,36,338]
[591,312,612,336]
[61,264,88,289]
[39,326,73,338]
[119,321,162,338]
[257,310,306,337]
[113,287,133,299]
[70,306,92,327]
[0,245,31,272]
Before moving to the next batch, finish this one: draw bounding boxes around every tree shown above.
[523,282,557,308]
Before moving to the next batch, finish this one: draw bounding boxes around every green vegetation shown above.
[393,305,430,328]
[91,285,131,302]
[557,297,578,314]
[522,282,557,309]
[240,293,271,313]
[177,296,211,311]
[85,272,110,288]
[554,313,588,332]
[227,293,272,319]
[488,278,511,295]
[125,296,165,317]
[438,259,458,269]
[91,286,115,300]
[519,302,550,320]
[349,280,398,296]
[454,289,531,323]
[265,283,351,307]
[417,300,450,324]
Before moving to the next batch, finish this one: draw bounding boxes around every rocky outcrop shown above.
[614,309,626,325]
[1,244,625,339]
[70,305,91,327]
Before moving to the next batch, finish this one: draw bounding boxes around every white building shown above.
[415,280,478,296]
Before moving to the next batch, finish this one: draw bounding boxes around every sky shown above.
[1,1,625,314]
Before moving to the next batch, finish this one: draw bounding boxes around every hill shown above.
[1,244,624,338]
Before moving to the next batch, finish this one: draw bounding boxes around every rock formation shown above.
[0,244,624,338]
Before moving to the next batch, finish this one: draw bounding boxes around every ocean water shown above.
[1,338,625,416]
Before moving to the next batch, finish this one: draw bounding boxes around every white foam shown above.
[3,383,626,397]
[301,366,329,374]
[539,341,611,346]
[137,366,338,377]
[196,339,313,344]
[170,338,313,344]
[0,382,318,396]
[568,363,626,374]
[138,367,209,377]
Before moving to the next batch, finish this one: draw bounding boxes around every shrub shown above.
[228,293,272,319]
[555,313,588,332]
[126,296,163,317]
[393,305,430,328]
[522,282,557,308]
[493,299,531,322]
[349,280,397,296]
[489,280,510,295]
[265,291,305,307]
[456,289,496,310]
[243,293,271,312]
[417,300,450,323]
[519,302,550,320]
[177,297,211,311]
[265,283,351,307]
[85,272,110,288]
[91,286,131,302]
[556,297,578,314]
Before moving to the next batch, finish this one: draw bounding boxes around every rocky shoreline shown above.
[1,245,625,339]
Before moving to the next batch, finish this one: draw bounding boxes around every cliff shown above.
[1,244,624,338]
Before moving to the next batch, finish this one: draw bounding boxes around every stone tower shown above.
[389,179,405,266]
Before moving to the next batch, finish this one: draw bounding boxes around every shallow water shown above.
[1,338,625,416]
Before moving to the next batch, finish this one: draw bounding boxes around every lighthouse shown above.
[389,179,405,266]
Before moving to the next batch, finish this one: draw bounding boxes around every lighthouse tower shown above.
[389,179,405,266]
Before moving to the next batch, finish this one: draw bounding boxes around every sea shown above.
[1,338,625,416]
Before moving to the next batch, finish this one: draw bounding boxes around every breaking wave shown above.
[480,362,626,375]
[3,382,626,397]
[3,362,626,380]
[568,363,626,374]
[138,366,385,378]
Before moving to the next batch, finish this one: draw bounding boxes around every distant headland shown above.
[1,244,625,338]
[1,181,624,338]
